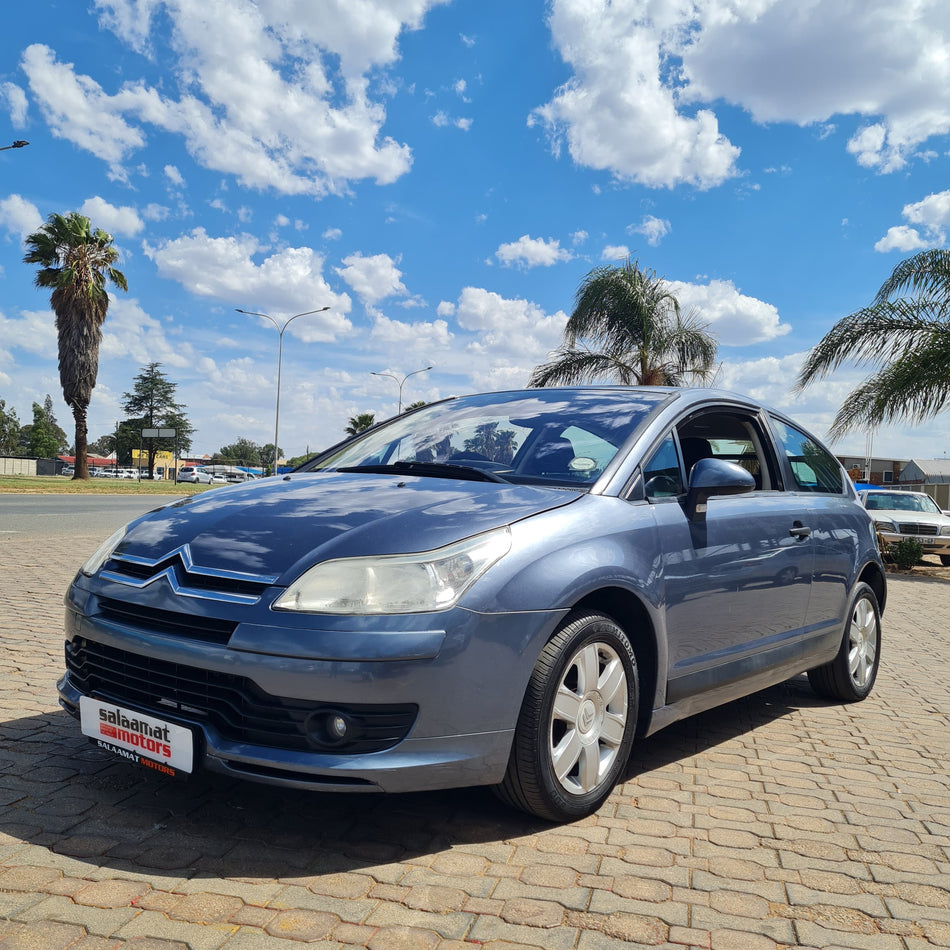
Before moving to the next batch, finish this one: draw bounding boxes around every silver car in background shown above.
[859,489,950,565]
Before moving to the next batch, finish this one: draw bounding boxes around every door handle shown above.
[789,522,811,540]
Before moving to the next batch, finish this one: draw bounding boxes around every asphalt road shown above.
[0,495,173,539]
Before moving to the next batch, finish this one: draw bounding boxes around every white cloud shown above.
[370,313,452,349]
[669,279,791,346]
[601,244,630,261]
[79,196,145,237]
[23,0,451,196]
[142,227,353,339]
[532,0,741,189]
[682,0,950,174]
[0,308,57,360]
[99,295,197,368]
[20,44,145,176]
[902,190,950,234]
[1,83,28,126]
[875,189,950,251]
[432,110,473,131]
[164,164,185,187]
[534,0,950,187]
[142,203,170,221]
[629,214,671,247]
[452,286,568,374]
[495,234,573,269]
[874,226,929,254]
[337,252,408,306]
[0,193,42,241]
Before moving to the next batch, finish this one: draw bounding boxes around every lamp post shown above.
[236,306,330,474]
[0,141,29,151]
[371,365,433,413]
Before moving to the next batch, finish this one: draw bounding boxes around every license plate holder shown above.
[80,696,194,777]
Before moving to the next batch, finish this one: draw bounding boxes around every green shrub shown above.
[891,537,924,570]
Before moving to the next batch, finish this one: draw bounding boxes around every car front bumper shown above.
[878,530,950,556]
[59,589,567,794]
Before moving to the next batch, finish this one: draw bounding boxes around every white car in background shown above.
[176,466,213,485]
[858,489,950,565]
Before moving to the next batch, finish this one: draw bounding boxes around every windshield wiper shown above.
[337,461,510,483]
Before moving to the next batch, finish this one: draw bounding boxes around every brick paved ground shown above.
[0,530,948,950]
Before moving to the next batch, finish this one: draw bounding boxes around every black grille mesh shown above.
[97,598,237,645]
[66,638,417,755]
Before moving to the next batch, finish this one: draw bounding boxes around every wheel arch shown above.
[858,561,887,614]
[568,586,660,738]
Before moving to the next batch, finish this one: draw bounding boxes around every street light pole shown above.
[0,141,29,151]
[371,365,433,413]
[236,306,330,474]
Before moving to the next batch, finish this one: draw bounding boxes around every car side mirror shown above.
[685,457,756,523]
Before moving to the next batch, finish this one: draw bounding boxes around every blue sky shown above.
[2,0,950,462]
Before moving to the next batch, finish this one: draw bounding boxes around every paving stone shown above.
[366,925,440,950]
[166,893,244,923]
[72,879,148,909]
[0,919,89,950]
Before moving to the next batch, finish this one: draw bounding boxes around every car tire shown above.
[495,610,639,822]
[807,581,881,702]
[940,555,950,567]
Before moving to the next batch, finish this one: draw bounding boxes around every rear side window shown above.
[771,418,844,494]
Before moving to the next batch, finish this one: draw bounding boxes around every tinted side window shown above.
[642,436,683,499]
[771,418,844,494]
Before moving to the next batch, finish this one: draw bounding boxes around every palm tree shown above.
[345,412,376,436]
[795,248,950,440]
[529,259,717,387]
[23,212,127,479]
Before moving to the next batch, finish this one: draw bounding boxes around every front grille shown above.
[65,638,417,755]
[104,557,272,600]
[97,597,237,645]
[899,523,939,536]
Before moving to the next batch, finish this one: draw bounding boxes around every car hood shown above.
[872,509,950,527]
[113,472,581,582]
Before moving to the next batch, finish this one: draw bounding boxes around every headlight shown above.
[940,524,950,537]
[872,518,898,533]
[272,527,511,614]
[80,525,127,576]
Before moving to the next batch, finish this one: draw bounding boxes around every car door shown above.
[768,415,860,641]
[643,407,815,704]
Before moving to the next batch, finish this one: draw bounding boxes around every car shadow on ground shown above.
[0,675,835,883]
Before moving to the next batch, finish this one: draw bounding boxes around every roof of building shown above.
[900,458,950,483]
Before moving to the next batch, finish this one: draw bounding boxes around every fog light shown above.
[328,714,347,740]
[307,709,353,748]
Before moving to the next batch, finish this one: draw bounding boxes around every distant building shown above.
[898,459,950,508]
[835,455,905,486]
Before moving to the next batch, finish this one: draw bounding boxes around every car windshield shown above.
[864,492,942,514]
[304,389,669,487]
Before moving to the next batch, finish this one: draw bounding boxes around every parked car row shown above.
[176,467,259,484]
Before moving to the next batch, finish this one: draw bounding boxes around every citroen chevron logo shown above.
[100,543,279,605]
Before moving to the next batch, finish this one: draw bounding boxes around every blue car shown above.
[59,387,885,821]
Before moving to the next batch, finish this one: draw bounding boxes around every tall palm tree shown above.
[795,248,950,440]
[529,259,717,387]
[345,412,376,436]
[23,212,127,479]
